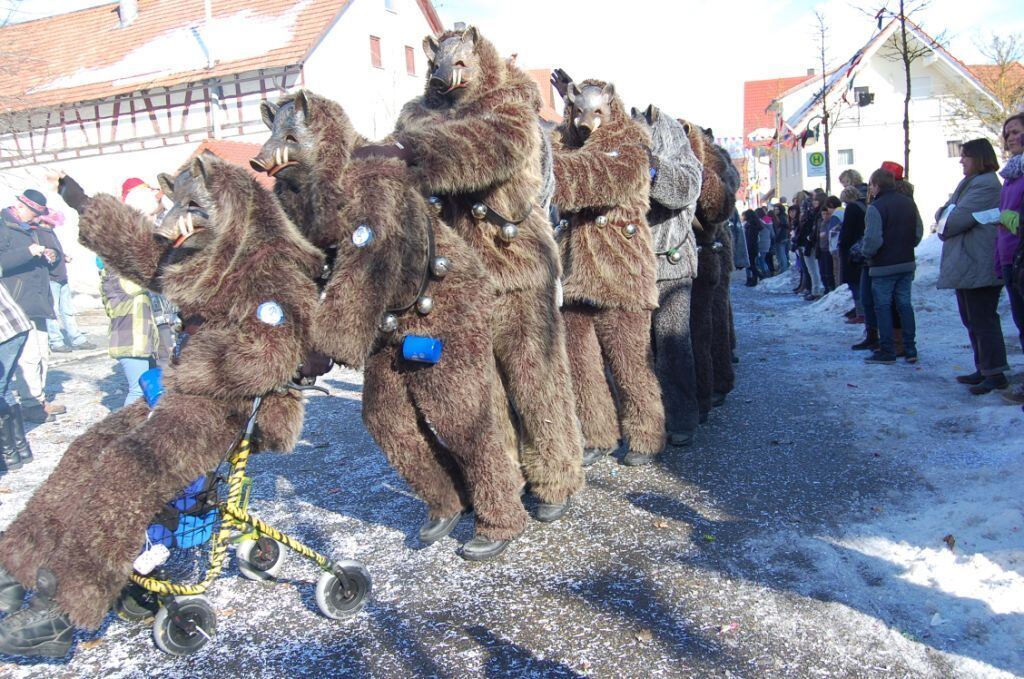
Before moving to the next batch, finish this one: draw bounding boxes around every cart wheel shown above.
[237,536,284,581]
[152,596,216,656]
[114,583,159,622]
[315,560,371,620]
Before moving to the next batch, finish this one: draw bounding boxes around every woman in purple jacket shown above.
[998,113,1024,404]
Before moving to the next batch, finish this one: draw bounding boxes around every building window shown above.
[405,46,415,76]
[369,36,382,69]
[384,0,396,12]
[910,76,932,99]
[838,149,854,166]
[947,140,963,158]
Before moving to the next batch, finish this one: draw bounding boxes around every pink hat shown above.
[36,208,65,227]
[121,177,147,202]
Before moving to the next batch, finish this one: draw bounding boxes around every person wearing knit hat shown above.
[98,177,175,408]
[1,190,59,424]
[121,178,164,219]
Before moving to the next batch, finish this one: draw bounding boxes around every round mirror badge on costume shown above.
[256,301,285,326]
[352,224,374,248]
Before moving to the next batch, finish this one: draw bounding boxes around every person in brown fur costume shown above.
[0,156,322,657]
[550,72,665,467]
[681,121,739,420]
[702,131,741,406]
[359,25,583,520]
[252,91,528,560]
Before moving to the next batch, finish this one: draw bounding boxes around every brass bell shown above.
[667,248,683,264]
[471,203,488,220]
[595,215,608,227]
[623,223,638,239]
[499,223,518,242]
[416,296,434,315]
[379,313,398,333]
[431,256,451,278]
[427,195,443,215]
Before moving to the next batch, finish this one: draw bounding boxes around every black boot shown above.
[0,565,25,614]
[534,496,571,523]
[0,410,20,471]
[851,328,880,351]
[582,447,614,467]
[0,568,73,658]
[460,535,511,561]
[8,405,32,465]
[418,511,465,545]
[622,451,656,466]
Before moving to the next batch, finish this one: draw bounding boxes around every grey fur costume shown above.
[631,107,702,437]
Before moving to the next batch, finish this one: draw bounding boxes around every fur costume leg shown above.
[362,350,468,520]
[563,304,620,451]
[690,245,718,418]
[593,308,666,455]
[652,279,699,435]
[408,342,528,542]
[4,394,244,630]
[711,226,736,395]
[0,401,150,588]
[492,288,583,505]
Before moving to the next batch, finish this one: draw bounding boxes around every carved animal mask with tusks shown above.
[423,25,478,96]
[565,83,615,141]
[251,93,310,183]
[157,156,213,245]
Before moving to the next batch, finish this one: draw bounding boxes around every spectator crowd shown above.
[735,111,1024,405]
[0,178,178,480]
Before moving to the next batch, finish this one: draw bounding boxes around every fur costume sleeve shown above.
[396,99,537,195]
[551,126,649,213]
[76,194,165,290]
[171,262,315,400]
[310,158,411,368]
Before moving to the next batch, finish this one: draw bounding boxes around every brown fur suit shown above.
[0,157,322,629]
[552,82,666,458]
[682,122,739,415]
[389,28,583,504]
[259,91,527,540]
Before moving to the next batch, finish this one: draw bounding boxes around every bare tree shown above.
[815,11,833,193]
[872,0,946,180]
[947,33,1024,148]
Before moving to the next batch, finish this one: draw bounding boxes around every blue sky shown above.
[7,0,1024,136]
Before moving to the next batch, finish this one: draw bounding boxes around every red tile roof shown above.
[190,138,272,188]
[968,62,1024,93]
[0,0,442,114]
[743,76,812,148]
[526,69,561,123]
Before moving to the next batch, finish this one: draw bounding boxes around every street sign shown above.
[807,151,826,177]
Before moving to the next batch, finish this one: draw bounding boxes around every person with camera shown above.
[1,189,60,424]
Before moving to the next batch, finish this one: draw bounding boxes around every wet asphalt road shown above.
[0,281,971,678]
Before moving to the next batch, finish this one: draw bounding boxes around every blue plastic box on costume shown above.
[402,335,443,364]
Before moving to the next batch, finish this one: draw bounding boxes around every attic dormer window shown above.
[910,76,932,99]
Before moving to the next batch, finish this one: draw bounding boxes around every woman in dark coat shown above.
[838,186,867,322]
[743,209,762,286]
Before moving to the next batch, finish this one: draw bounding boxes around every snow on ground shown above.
[751,233,1024,673]
[0,236,1021,676]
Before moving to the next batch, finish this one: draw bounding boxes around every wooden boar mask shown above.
[250,93,309,183]
[569,83,615,141]
[423,25,479,96]
[157,156,213,245]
